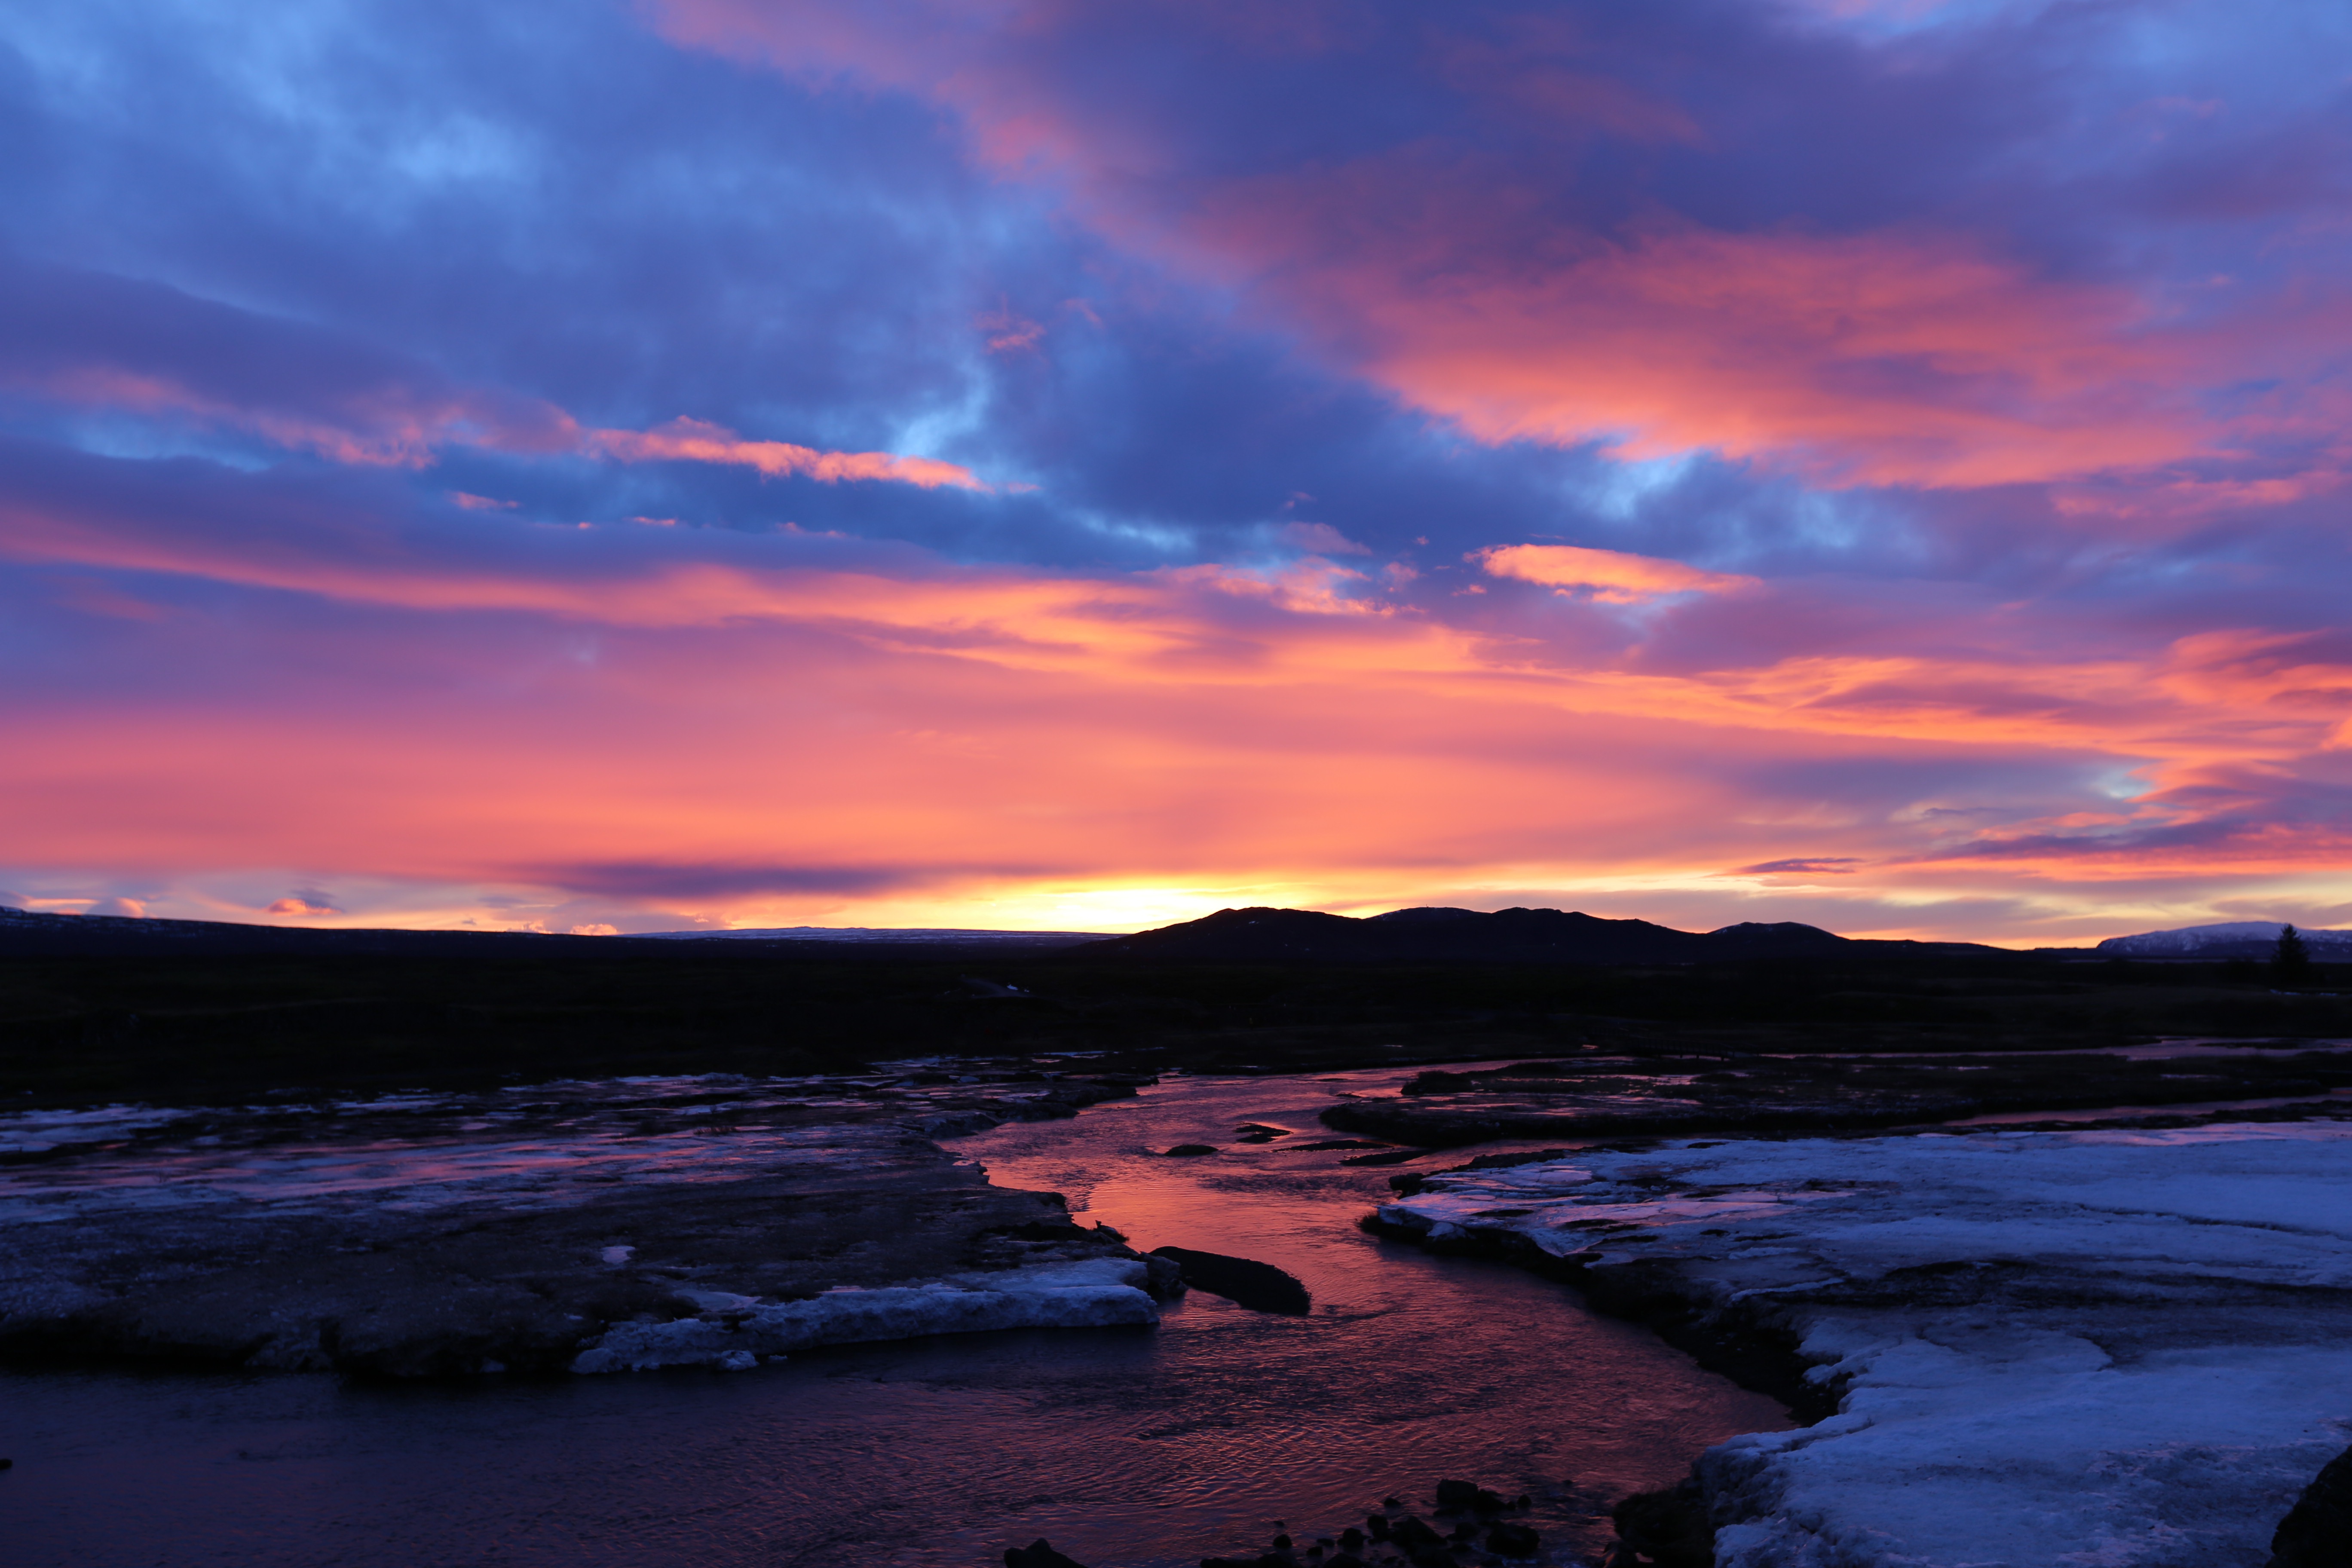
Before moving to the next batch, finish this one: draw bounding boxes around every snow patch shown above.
[571,1256,1158,1373]
[1383,1121,2352,1565]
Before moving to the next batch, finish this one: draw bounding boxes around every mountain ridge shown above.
[1063,905,1963,964]
[2097,921,2352,958]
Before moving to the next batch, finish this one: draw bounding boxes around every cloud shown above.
[265,893,345,917]
[0,257,983,490]
[647,0,2352,493]
[1476,543,1758,603]
[1277,521,1372,556]
[587,416,985,490]
[4,433,2351,938]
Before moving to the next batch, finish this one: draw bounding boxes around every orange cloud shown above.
[1476,543,1757,602]
[266,895,344,917]
[12,445,2352,928]
[11,468,2351,774]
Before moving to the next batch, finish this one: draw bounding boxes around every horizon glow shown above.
[4,0,2352,945]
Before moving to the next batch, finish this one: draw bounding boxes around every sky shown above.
[3,0,2351,944]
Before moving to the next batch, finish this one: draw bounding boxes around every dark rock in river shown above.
[1160,1144,1220,1157]
[1433,1479,1480,1509]
[2271,1442,2352,1566]
[1612,1478,1712,1568]
[1388,1514,1446,1551]
[1484,1520,1540,1558]
[1004,1539,1090,1568]
[1431,1478,1508,1514]
[1146,1246,1312,1314]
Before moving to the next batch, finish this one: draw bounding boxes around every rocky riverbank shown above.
[0,1062,1179,1377]
[1373,1119,2352,1566]
[1318,1044,2352,1147]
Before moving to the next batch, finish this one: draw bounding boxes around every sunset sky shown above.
[6,0,2352,943]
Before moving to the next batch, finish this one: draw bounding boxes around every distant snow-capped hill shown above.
[2097,921,2352,957]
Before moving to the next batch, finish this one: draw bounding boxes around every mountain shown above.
[1066,906,1857,964]
[2095,921,2352,959]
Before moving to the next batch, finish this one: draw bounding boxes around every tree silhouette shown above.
[2273,923,2312,984]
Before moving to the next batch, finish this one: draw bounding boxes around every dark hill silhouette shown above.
[0,906,1091,960]
[1067,906,1859,964]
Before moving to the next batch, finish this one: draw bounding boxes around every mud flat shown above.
[0,1064,1176,1378]
[1375,1120,2352,1566]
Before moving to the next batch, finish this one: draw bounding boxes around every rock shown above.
[1612,1479,1710,1568]
[1161,1144,1219,1157]
[1146,1246,1311,1314]
[2272,1443,2352,1566]
[1433,1479,1480,1510]
[1389,1515,1445,1551]
[1141,1253,1189,1299]
[1484,1521,1540,1558]
[1338,1526,1365,1552]
[1004,1539,1090,1568]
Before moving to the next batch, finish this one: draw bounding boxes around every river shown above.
[0,1065,1789,1566]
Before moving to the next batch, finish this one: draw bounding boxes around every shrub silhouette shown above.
[2274,924,2313,985]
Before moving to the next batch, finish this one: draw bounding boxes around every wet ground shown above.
[1327,1041,2352,1144]
[0,1066,1787,1567]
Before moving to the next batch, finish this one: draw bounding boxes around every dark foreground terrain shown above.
[7,912,2352,1566]
[4,912,2349,1109]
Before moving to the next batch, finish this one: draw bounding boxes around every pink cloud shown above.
[1477,543,1758,603]
[586,416,986,490]
[266,895,344,917]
